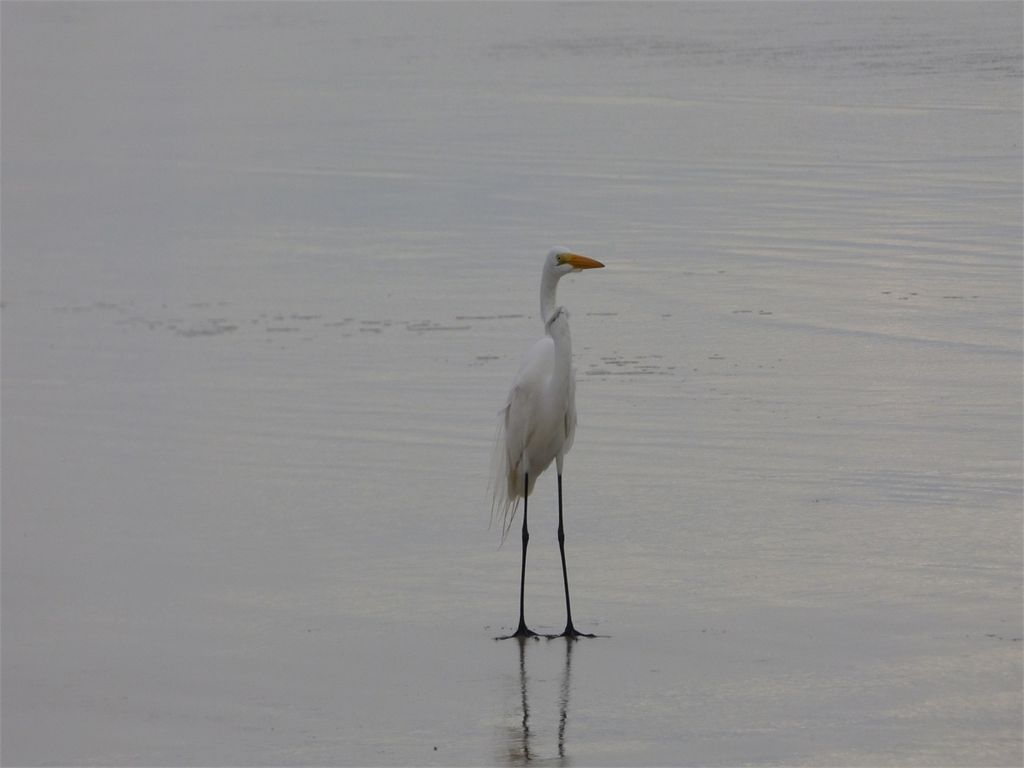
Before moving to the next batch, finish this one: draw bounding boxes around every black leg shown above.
[500,472,537,639]
[556,474,594,639]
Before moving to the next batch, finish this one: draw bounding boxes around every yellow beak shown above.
[563,253,605,270]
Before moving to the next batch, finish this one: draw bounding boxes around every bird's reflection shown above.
[557,639,574,763]
[511,638,533,764]
[500,638,575,766]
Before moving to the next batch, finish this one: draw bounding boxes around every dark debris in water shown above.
[586,354,674,377]
[406,321,472,332]
[48,300,505,344]
[455,314,525,321]
[175,320,239,338]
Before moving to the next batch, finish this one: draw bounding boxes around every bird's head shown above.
[547,249,605,277]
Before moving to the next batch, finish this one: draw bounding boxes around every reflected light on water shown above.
[497,638,577,767]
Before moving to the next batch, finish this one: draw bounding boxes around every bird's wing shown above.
[504,335,555,478]
[563,364,577,457]
[489,335,554,542]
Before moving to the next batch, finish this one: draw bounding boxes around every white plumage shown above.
[492,306,575,538]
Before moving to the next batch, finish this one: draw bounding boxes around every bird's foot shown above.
[549,624,597,640]
[495,622,540,640]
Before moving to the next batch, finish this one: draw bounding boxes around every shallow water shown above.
[2,3,1022,766]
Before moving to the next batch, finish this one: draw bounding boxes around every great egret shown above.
[491,248,604,639]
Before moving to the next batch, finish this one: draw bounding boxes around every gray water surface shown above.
[2,3,1021,765]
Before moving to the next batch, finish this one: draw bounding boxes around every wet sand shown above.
[3,2,1021,765]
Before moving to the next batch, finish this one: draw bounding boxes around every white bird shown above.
[491,248,604,639]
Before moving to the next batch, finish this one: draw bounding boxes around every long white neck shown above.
[545,308,573,386]
[540,266,561,323]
